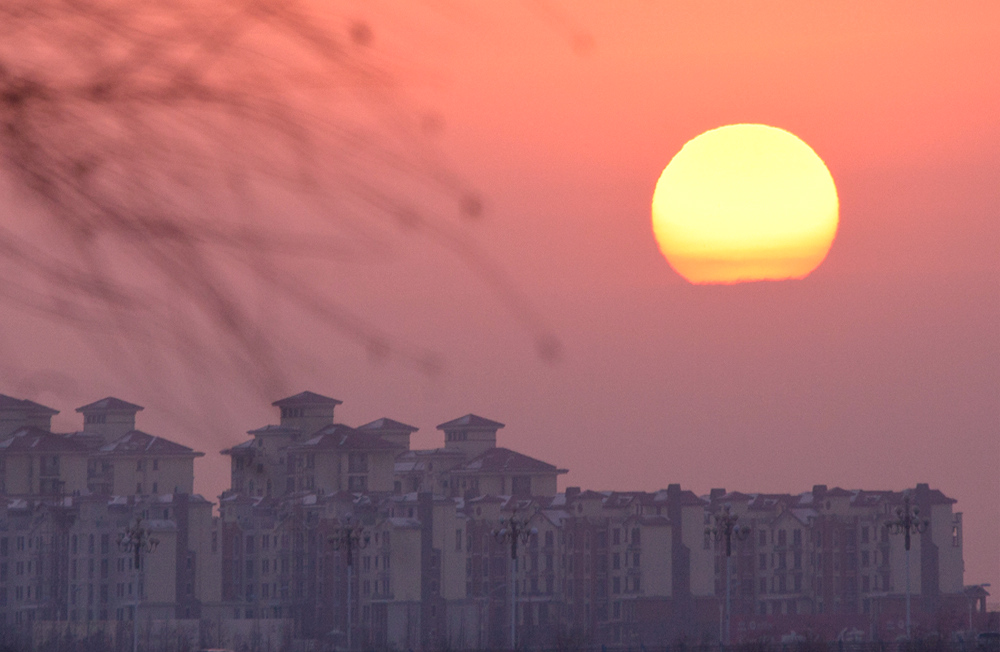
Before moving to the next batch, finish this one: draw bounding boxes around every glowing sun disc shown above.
[651,124,838,284]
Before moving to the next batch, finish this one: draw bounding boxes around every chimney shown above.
[812,485,828,501]
[565,487,581,501]
[710,488,726,501]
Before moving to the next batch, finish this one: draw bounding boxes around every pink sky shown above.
[3,1,998,594]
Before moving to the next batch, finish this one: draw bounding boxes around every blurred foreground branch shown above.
[0,0,560,397]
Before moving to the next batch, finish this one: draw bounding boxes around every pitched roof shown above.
[437,414,505,431]
[358,418,418,433]
[451,447,566,475]
[0,394,59,415]
[0,427,91,453]
[75,397,144,413]
[98,430,203,457]
[271,391,342,407]
[287,424,398,452]
[247,424,300,436]
[220,439,256,456]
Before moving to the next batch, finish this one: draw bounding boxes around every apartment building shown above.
[0,388,975,649]
[706,484,967,641]
[218,392,718,649]
[0,393,220,648]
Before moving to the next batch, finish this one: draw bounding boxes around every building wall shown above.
[112,457,195,496]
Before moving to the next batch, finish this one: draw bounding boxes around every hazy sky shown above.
[3,2,997,593]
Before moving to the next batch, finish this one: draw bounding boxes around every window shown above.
[347,453,368,474]
[612,577,620,594]
[759,578,767,594]
[511,476,531,496]
[455,530,463,552]
[793,529,802,546]
[759,554,767,570]
[778,530,787,546]
[613,529,620,545]
[612,553,620,570]
[759,530,767,546]
[861,526,869,544]
[347,476,367,492]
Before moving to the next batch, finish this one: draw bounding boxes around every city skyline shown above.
[0,389,983,649]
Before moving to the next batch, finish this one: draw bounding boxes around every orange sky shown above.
[2,0,997,596]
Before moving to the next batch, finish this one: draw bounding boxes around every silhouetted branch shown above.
[0,0,561,398]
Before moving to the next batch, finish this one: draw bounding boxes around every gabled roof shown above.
[75,397,144,413]
[436,414,505,431]
[0,394,59,415]
[0,427,90,453]
[220,439,256,456]
[247,424,300,436]
[98,430,203,457]
[358,418,418,433]
[272,392,342,407]
[61,431,108,450]
[450,447,566,475]
[286,424,398,452]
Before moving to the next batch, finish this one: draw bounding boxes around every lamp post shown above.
[493,510,535,650]
[885,491,929,639]
[706,504,750,647]
[329,515,369,650]
[119,518,159,652]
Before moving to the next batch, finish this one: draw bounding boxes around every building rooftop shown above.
[450,447,567,475]
[288,424,398,451]
[75,397,144,413]
[0,394,59,415]
[272,391,343,407]
[0,427,91,453]
[98,430,204,457]
[436,414,505,431]
[358,418,419,433]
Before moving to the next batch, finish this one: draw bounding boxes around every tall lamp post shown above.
[885,491,928,639]
[493,510,535,650]
[119,518,159,652]
[706,504,749,646]
[329,515,369,650]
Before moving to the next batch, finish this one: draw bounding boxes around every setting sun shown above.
[651,124,838,284]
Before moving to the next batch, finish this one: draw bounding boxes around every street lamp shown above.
[119,517,159,652]
[329,514,369,650]
[706,504,750,646]
[493,510,535,650]
[885,491,928,639]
